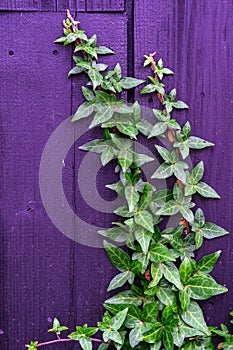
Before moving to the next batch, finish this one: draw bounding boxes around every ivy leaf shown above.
[27,341,38,350]
[118,149,134,173]
[139,322,163,343]
[98,225,130,243]
[134,227,153,254]
[125,185,140,212]
[129,323,151,347]
[103,241,131,272]
[156,200,179,216]
[134,153,154,167]
[181,301,210,335]
[105,290,143,306]
[187,136,214,149]
[97,344,109,350]
[88,69,102,89]
[187,274,227,300]
[107,271,132,291]
[179,289,190,312]
[192,161,204,184]
[142,302,159,323]
[172,101,189,109]
[79,139,106,153]
[134,210,154,233]
[196,182,220,199]
[82,86,95,101]
[156,284,175,306]
[68,66,83,77]
[111,308,128,331]
[72,102,94,122]
[119,77,145,89]
[89,106,114,128]
[201,222,228,239]
[149,243,175,263]
[149,263,163,287]
[161,262,183,290]
[140,84,157,94]
[137,119,154,136]
[96,46,114,55]
[197,250,221,273]
[155,145,172,162]
[101,146,116,165]
[68,324,98,341]
[163,330,174,350]
[152,163,174,179]
[79,337,92,350]
[179,257,193,284]
[148,122,168,138]
[48,317,68,334]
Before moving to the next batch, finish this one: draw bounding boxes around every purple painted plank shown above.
[0,12,74,349]
[71,12,128,329]
[134,0,233,327]
[0,9,128,349]
[0,0,56,11]
[56,0,86,12]
[86,0,125,12]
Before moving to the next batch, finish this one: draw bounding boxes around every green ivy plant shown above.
[25,10,231,350]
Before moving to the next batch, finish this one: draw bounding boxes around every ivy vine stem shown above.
[25,337,108,348]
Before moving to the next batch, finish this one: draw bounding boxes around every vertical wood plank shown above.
[70,11,128,329]
[134,0,233,327]
[0,12,74,349]
[0,0,56,11]
[56,0,86,12]
[86,0,125,12]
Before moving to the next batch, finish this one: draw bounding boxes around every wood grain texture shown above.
[134,0,233,327]
[0,12,76,349]
[56,0,86,11]
[0,0,56,11]
[0,10,127,349]
[0,0,125,11]
[86,0,125,11]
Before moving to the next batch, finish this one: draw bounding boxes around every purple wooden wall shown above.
[0,0,232,348]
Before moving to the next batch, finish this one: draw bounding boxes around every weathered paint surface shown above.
[0,1,232,348]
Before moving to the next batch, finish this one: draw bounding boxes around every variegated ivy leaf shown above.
[152,146,188,182]
[179,289,190,312]
[125,184,140,212]
[156,184,195,222]
[186,274,227,300]
[162,226,196,259]
[148,110,180,138]
[140,77,165,95]
[197,250,221,274]
[161,261,183,290]
[103,241,131,272]
[134,227,153,254]
[68,324,98,341]
[105,290,143,306]
[119,77,145,89]
[72,101,94,122]
[179,257,194,284]
[162,89,189,114]
[185,161,220,198]
[148,243,175,263]
[191,208,228,242]
[134,209,154,233]
[154,58,174,80]
[129,322,152,347]
[107,271,135,291]
[174,124,214,159]
[181,300,210,335]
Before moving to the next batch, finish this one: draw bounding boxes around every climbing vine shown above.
[26,10,232,350]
